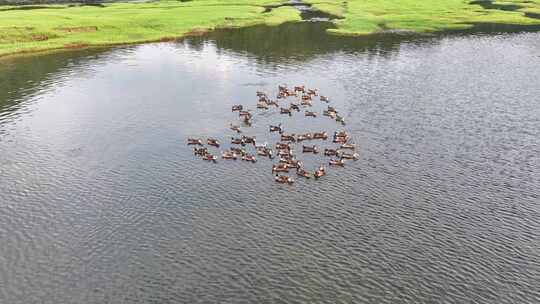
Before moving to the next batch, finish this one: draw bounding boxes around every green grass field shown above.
[305,0,540,35]
[0,0,301,57]
[1,0,540,57]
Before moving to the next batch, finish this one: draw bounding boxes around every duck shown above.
[285,89,297,97]
[221,151,238,160]
[255,141,268,149]
[324,148,338,156]
[242,154,257,163]
[323,110,337,119]
[272,163,290,173]
[302,145,319,154]
[269,124,283,134]
[320,95,329,102]
[289,103,300,112]
[313,132,328,140]
[231,105,243,112]
[280,159,302,169]
[231,137,244,145]
[296,167,311,178]
[277,92,287,99]
[329,159,345,166]
[207,138,220,148]
[275,142,291,150]
[239,110,251,117]
[327,106,337,113]
[230,124,241,133]
[278,84,287,92]
[193,147,208,156]
[280,107,292,116]
[305,111,317,117]
[277,149,294,158]
[297,133,313,142]
[187,138,203,145]
[301,99,313,106]
[259,95,269,103]
[335,131,348,137]
[230,147,247,156]
[294,85,305,93]
[314,165,326,178]
[301,94,312,101]
[241,135,256,145]
[257,102,269,110]
[267,100,279,108]
[307,89,318,96]
[257,147,274,159]
[242,115,252,126]
[333,136,348,144]
[275,174,294,184]
[202,153,218,162]
[339,152,359,160]
[340,143,355,150]
[280,134,296,142]
[335,115,346,125]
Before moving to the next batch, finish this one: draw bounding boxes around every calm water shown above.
[1,22,540,303]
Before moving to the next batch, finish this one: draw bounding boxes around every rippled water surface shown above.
[1,22,540,303]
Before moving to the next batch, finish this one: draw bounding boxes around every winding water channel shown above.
[1,20,540,303]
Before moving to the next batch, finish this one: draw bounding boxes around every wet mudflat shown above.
[1,22,540,303]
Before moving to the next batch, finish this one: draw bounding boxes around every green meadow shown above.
[0,0,301,57]
[1,0,540,57]
[306,0,540,35]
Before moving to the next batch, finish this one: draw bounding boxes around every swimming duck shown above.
[203,153,218,162]
[301,94,312,101]
[329,159,345,166]
[280,159,302,169]
[313,132,328,140]
[336,115,346,125]
[324,148,338,156]
[275,174,294,184]
[267,100,279,108]
[294,85,305,93]
[305,111,317,117]
[333,136,348,144]
[241,135,256,145]
[230,147,247,156]
[231,137,244,145]
[243,115,252,126]
[301,99,313,106]
[296,167,311,178]
[334,131,348,138]
[187,138,203,145]
[297,133,313,142]
[327,106,337,113]
[320,95,329,102]
[259,95,269,103]
[193,147,208,156]
[207,138,220,148]
[280,108,292,116]
[257,102,269,110]
[323,110,337,119]
[307,89,318,96]
[289,103,300,112]
[231,105,243,112]
[280,134,296,142]
[269,124,283,134]
[340,143,355,150]
[277,149,294,158]
[230,124,241,133]
[272,163,290,173]
[257,147,274,158]
[339,152,359,160]
[302,145,319,154]
[242,154,257,163]
[221,151,238,160]
[275,142,291,150]
[314,165,326,178]
[239,110,251,117]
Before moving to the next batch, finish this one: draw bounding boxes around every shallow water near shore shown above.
[1,22,540,303]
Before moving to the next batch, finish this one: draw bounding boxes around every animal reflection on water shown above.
[187,84,359,185]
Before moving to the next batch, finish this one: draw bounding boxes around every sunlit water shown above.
[1,22,540,303]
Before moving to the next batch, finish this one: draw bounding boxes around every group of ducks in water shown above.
[187,84,359,184]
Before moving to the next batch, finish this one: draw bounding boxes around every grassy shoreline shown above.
[0,0,302,58]
[1,0,540,59]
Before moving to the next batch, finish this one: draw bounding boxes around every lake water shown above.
[1,22,540,303]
